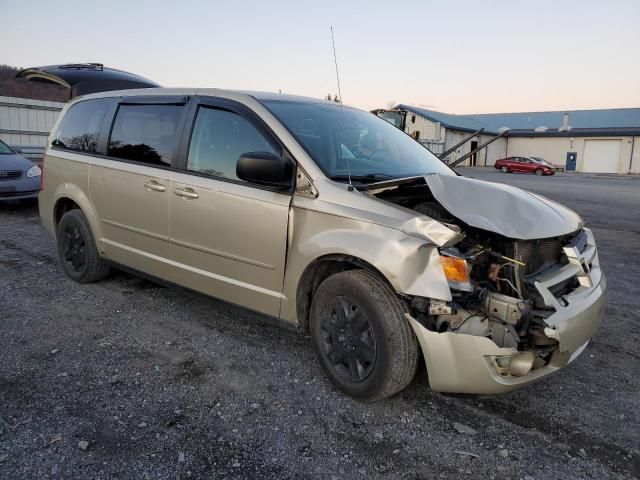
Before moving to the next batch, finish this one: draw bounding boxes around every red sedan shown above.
[494,156,555,175]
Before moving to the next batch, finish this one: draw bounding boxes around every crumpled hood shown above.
[425,174,583,239]
[0,153,34,171]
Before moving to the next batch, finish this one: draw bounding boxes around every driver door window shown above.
[187,107,279,182]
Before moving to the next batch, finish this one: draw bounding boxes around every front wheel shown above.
[501,166,509,173]
[56,209,110,283]
[310,269,419,401]
[535,168,543,176]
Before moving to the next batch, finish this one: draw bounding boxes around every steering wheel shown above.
[355,149,387,161]
[369,149,388,162]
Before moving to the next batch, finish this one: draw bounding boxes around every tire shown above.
[56,209,110,283]
[535,168,543,176]
[310,269,419,401]
[501,166,509,173]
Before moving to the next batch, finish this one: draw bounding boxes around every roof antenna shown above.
[331,26,353,191]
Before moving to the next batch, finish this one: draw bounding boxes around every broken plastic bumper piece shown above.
[407,229,605,394]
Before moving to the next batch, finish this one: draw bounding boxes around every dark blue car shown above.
[0,139,41,201]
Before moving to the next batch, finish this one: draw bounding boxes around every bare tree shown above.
[385,100,396,110]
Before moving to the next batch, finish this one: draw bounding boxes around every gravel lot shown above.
[1,169,639,479]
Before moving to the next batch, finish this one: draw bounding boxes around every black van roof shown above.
[16,63,161,98]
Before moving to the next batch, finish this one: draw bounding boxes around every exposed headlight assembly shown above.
[439,254,473,292]
[26,165,41,178]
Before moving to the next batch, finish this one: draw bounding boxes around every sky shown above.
[2,0,639,113]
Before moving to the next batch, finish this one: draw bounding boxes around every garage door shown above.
[582,139,621,173]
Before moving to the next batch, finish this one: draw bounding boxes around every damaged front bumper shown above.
[408,228,606,395]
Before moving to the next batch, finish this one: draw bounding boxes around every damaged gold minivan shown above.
[28,64,605,401]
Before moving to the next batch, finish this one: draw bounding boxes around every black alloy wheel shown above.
[321,296,377,383]
[61,223,87,272]
[309,269,419,401]
[56,209,110,283]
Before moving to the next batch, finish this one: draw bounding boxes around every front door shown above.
[90,100,186,280]
[522,158,536,173]
[508,157,522,172]
[514,157,528,172]
[169,98,292,317]
[566,152,577,171]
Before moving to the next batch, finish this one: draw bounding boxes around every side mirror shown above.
[12,146,23,154]
[236,151,293,189]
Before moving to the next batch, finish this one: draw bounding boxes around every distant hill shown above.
[0,65,69,102]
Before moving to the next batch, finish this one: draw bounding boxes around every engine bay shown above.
[371,178,587,376]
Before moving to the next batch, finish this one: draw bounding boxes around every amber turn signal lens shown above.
[440,256,469,283]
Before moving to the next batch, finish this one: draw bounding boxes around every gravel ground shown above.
[1,170,639,480]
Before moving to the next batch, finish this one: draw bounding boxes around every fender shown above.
[52,181,105,254]
[280,205,452,323]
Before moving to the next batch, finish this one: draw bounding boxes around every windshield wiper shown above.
[329,173,395,183]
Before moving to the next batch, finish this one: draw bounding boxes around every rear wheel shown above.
[535,168,543,176]
[501,166,509,173]
[310,269,419,401]
[56,209,110,283]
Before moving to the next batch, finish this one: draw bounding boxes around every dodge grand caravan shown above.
[27,64,605,401]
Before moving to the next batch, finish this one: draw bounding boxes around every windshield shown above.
[0,140,15,155]
[261,100,455,182]
[531,156,552,166]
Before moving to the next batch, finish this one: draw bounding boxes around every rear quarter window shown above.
[52,98,111,152]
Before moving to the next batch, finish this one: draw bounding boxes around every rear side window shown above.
[108,104,183,166]
[52,98,110,152]
[187,107,278,181]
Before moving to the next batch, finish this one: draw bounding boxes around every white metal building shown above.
[0,96,64,160]
[391,105,640,174]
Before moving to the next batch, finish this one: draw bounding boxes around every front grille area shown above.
[503,231,585,300]
[0,170,22,180]
[512,238,564,276]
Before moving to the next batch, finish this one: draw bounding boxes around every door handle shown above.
[174,188,199,199]
[144,181,166,192]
